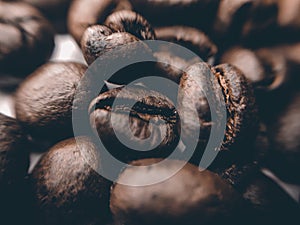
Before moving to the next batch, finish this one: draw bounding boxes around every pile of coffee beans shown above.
[1,0,300,225]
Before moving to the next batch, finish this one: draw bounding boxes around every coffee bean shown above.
[266,92,300,184]
[0,113,29,193]
[68,0,133,44]
[129,0,219,31]
[110,158,246,225]
[89,86,179,163]
[212,0,253,47]
[81,25,140,65]
[104,10,156,40]
[219,163,300,224]
[241,0,300,47]
[81,24,155,84]
[154,26,217,62]
[0,113,30,224]
[278,0,300,29]
[6,0,73,32]
[31,137,111,225]
[220,47,288,91]
[15,62,87,149]
[0,1,54,78]
[178,62,258,168]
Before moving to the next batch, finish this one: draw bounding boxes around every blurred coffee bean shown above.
[241,0,300,47]
[213,0,253,46]
[111,158,247,225]
[129,0,219,32]
[220,47,288,91]
[0,113,30,225]
[15,62,87,151]
[155,26,217,63]
[0,1,55,79]
[219,44,300,123]
[278,0,300,29]
[220,163,300,224]
[68,0,132,44]
[266,92,300,184]
[6,0,73,33]
[31,137,111,225]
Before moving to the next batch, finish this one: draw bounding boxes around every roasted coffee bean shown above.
[15,62,87,150]
[219,46,298,123]
[31,137,111,225]
[278,0,300,29]
[5,0,73,32]
[0,113,30,225]
[68,0,132,44]
[220,163,300,224]
[267,42,300,76]
[129,0,219,31]
[241,0,300,47]
[0,113,29,193]
[241,0,278,46]
[178,62,258,168]
[110,158,246,225]
[214,0,252,36]
[89,86,179,163]
[81,25,143,65]
[0,1,55,78]
[104,10,156,40]
[81,24,154,84]
[24,0,72,33]
[266,92,300,184]
[155,26,217,63]
[220,47,288,91]
[212,0,253,46]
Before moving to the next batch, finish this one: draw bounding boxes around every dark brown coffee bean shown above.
[269,43,300,69]
[15,62,87,149]
[0,113,30,224]
[266,92,300,184]
[81,25,142,65]
[81,24,154,84]
[278,0,300,29]
[89,86,179,163]
[238,0,300,44]
[104,10,156,40]
[220,44,300,125]
[154,26,217,62]
[212,0,253,47]
[0,113,29,192]
[219,163,300,224]
[240,0,300,47]
[68,0,132,44]
[19,0,73,32]
[178,62,258,168]
[0,1,55,78]
[241,0,277,41]
[6,0,73,32]
[31,137,111,225]
[110,158,247,225]
[129,0,219,31]
[220,47,288,91]
[212,64,258,157]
